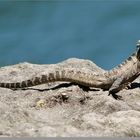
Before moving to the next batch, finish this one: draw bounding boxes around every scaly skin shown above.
[0,40,140,99]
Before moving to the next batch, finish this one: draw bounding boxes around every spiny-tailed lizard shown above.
[0,40,140,99]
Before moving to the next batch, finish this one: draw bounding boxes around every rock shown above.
[0,58,140,137]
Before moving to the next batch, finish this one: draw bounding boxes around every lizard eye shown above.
[136,40,140,49]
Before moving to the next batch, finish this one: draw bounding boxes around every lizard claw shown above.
[112,93,123,100]
[108,92,123,100]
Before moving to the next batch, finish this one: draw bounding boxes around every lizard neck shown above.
[104,52,138,77]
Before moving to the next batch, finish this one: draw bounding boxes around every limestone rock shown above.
[0,58,140,137]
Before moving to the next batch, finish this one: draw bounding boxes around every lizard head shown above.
[136,40,140,60]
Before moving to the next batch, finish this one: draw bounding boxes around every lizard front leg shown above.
[108,76,125,100]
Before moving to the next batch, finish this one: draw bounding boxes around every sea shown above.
[0,1,140,70]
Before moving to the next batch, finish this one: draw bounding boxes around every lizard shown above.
[0,40,140,99]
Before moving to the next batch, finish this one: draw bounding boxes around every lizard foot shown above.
[108,92,123,100]
[112,93,123,100]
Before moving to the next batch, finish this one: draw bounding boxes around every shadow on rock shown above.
[129,82,140,89]
[20,82,100,92]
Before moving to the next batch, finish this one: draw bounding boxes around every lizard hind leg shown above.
[108,76,125,100]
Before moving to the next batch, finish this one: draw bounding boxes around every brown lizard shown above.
[0,40,140,99]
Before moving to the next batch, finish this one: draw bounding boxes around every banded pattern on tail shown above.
[0,71,60,89]
[0,69,107,89]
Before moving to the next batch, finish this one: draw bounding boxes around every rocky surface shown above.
[0,58,140,137]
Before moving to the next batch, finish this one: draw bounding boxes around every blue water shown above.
[0,1,140,70]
